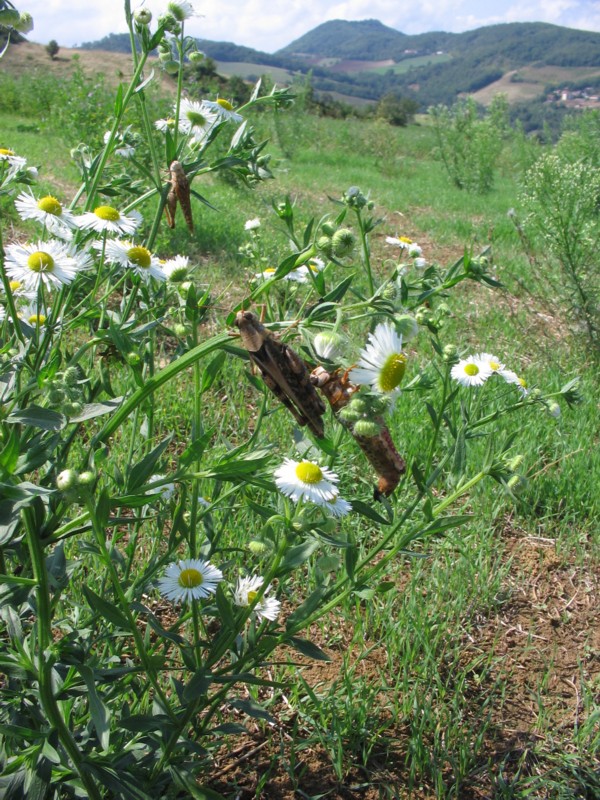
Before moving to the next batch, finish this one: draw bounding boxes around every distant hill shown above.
[77,20,600,110]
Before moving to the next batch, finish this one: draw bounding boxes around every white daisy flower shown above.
[351,321,407,395]
[158,558,223,602]
[178,98,219,139]
[254,267,277,281]
[99,239,166,282]
[77,205,143,236]
[103,131,135,159]
[286,266,309,283]
[308,257,326,273]
[4,239,86,291]
[167,0,196,21]
[146,473,176,502]
[321,493,352,518]
[474,352,505,373]
[0,147,27,171]
[154,116,188,134]
[499,369,529,396]
[15,191,77,236]
[385,235,413,249]
[161,254,190,282]
[234,575,281,622]
[244,217,260,231]
[451,356,493,387]
[16,302,50,329]
[202,98,243,123]
[5,279,36,302]
[274,458,339,505]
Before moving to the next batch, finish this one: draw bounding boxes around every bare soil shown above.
[206,532,599,799]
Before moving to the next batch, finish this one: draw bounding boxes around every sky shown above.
[20,0,600,53]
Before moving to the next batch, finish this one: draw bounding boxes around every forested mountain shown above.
[79,20,600,110]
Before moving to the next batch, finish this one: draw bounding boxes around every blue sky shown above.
[22,0,600,52]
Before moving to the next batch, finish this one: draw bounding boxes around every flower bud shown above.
[442,344,459,364]
[189,50,205,63]
[126,352,142,367]
[162,60,180,75]
[546,400,561,418]
[321,222,336,237]
[0,9,21,27]
[56,469,78,492]
[63,366,80,387]
[353,420,382,437]
[331,228,356,258]
[316,235,333,258]
[77,470,96,487]
[313,331,345,361]
[16,12,34,33]
[134,8,152,25]
[248,539,273,555]
[415,308,432,325]
[173,323,187,337]
[394,314,418,341]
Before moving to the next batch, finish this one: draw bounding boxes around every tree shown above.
[46,39,59,59]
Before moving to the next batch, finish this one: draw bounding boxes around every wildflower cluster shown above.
[158,558,281,622]
[451,351,528,396]
[386,233,428,269]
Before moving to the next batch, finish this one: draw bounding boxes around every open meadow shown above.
[0,8,599,800]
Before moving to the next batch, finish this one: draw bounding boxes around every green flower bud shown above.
[173,323,188,337]
[442,344,459,364]
[394,314,418,341]
[248,539,273,555]
[339,405,362,423]
[316,235,333,258]
[331,228,356,258]
[189,50,205,63]
[16,12,33,33]
[162,60,180,75]
[63,366,80,387]
[77,470,96,487]
[48,388,65,405]
[353,420,382,438]
[126,352,142,367]
[546,400,561,418]
[56,469,78,492]
[321,222,337,237]
[134,8,152,25]
[415,308,432,325]
[65,401,83,417]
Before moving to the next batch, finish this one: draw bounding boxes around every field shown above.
[472,65,600,106]
[0,25,599,800]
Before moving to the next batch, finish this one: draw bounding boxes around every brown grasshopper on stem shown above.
[235,310,326,439]
[165,160,194,233]
[311,366,406,499]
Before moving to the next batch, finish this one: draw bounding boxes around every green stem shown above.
[24,509,103,800]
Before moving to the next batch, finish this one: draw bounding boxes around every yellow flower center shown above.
[295,461,323,484]
[489,360,500,371]
[186,110,208,128]
[178,568,203,588]
[0,148,15,156]
[27,251,55,273]
[28,313,46,326]
[217,98,234,111]
[518,376,527,388]
[94,205,121,221]
[247,590,259,604]
[464,363,480,377]
[379,353,407,392]
[263,268,276,274]
[400,236,412,244]
[9,280,22,292]
[38,196,62,216]
[127,246,152,269]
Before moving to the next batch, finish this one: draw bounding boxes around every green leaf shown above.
[15,433,61,475]
[0,429,19,474]
[69,398,123,423]
[278,539,320,575]
[345,545,358,580]
[422,514,472,536]
[349,499,390,525]
[82,586,131,631]
[183,669,212,703]
[230,698,275,723]
[200,352,226,394]
[321,274,354,303]
[113,84,123,115]
[127,435,173,491]
[214,583,236,631]
[6,406,65,431]
[289,636,331,662]
[286,584,328,630]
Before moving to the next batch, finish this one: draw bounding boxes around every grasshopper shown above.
[165,160,194,233]
[311,366,406,498]
[235,310,326,439]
